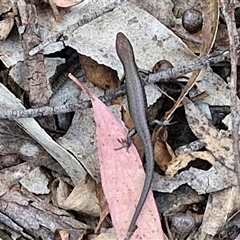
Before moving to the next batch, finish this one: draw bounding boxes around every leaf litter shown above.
[0,0,240,239]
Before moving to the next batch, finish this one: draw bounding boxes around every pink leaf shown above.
[69,74,163,240]
[50,0,83,8]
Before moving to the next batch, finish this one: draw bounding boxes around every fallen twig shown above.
[0,49,235,119]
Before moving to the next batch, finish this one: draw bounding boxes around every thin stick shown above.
[0,49,233,119]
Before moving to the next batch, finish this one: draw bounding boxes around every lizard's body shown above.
[116,32,155,240]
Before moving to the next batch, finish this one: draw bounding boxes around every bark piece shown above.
[0,187,90,239]
[17,0,51,107]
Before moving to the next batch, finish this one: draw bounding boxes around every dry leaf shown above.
[0,0,13,15]
[64,175,99,216]
[51,176,100,217]
[166,151,215,177]
[96,182,109,218]
[134,0,176,26]
[0,162,35,196]
[161,0,219,123]
[79,55,119,91]
[153,160,237,195]
[200,0,219,56]
[0,17,14,41]
[88,228,116,240]
[54,229,70,240]
[183,98,234,170]
[196,187,240,238]
[154,140,172,172]
[20,167,50,194]
[0,84,86,185]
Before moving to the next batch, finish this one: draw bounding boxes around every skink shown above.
[116,32,155,239]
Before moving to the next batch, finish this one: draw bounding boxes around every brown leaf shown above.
[154,139,172,172]
[200,0,219,56]
[79,55,119,91]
